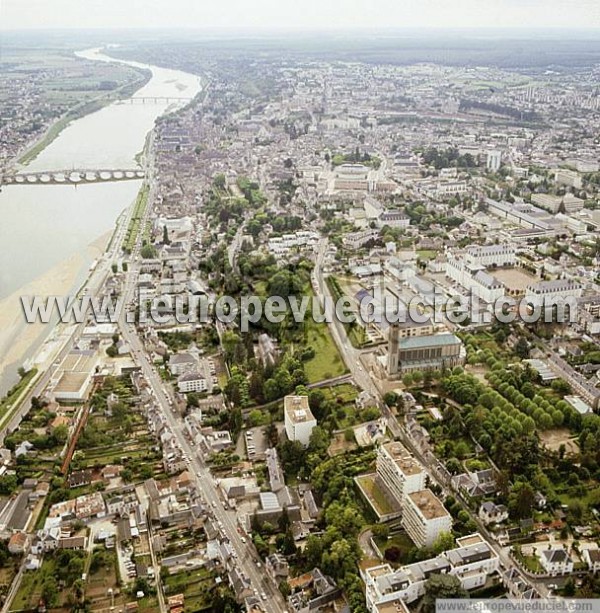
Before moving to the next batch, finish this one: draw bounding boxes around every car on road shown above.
[240,537,246,544]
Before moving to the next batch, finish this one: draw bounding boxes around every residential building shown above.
[343,228,380,250]
[554,169,582,189]
[288,568,341,613]
[464,244,516,268]
[376,442,426,508]
[363,533,499,611]
[539,548,574,576]
[486,150,502,172]
[583,549,600,573]
[377,210,410,229]
[479,501,509,525]
[168,353,197,376]
[401,489,452,548]
[284,396,317,447]
[177,372,207,393]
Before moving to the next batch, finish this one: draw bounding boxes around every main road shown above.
[119,318,288,612]
[118,180,286,612]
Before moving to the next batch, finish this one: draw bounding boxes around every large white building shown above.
[363,533,499,611]
[177,372,208,394]
[377,210,410,229]
[343,228,380,250]
[284,396,317,447]
[464,244,516,268]
[446,256,505,303]
[401,489,452,548]
[525,279,582,307]
[554,169,582,190]
[376,442,426,508]
[486,150,502,172]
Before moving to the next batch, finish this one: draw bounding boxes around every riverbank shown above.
[17,65,151,167]
[1,47,201,394]
[0,231,110,395]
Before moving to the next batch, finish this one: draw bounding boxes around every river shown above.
[0,47,201,394]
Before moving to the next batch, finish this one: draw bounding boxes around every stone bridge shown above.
[1,168,145,186]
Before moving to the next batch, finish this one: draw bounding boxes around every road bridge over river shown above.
[1,168,145,186]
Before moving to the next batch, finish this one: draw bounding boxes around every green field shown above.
[303,319,347,383]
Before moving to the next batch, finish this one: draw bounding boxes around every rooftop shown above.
[398,333,461,351]
[382,442,423,476]
[284,395,315,423]
[407,489,450,520]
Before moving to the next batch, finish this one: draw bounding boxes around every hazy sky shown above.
[1,0,600,31]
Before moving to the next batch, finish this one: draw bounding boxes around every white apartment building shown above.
[169,352,198,376]
[363,534,499,611]
[284,395,317,447]
[343,228,380,250]
[532,193,585,214]
[177,373,208,394]
[554,169,582,189]
[486,150,502,172]
[401,489,452,548]
[423,181,468,200]
[376,442,426,508]
[267,231,319,256]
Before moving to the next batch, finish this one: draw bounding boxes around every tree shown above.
[53,424,69,445]
[42,577,59,607]
[279,580,291,597]
[383,392,398,407]
[163,225,170,245]
[433,531,455,554]
[0,474,18,495]
[140,244,157,259]
[508,481,536,519]
[515,337,530,359]
[268,269,303,299]
[371,524,389,540]
[563,577,576,597]
[422,574,467,613]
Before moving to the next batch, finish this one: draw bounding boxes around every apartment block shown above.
[401,489,452,548]
[376,442,426,508]
[363,533,499,611]
[284,395,317,447]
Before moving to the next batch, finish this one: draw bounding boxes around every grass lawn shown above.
[374,531,418,563]
[417,249,438,261]
[303,320,347,383]
[514,551,543,573]
[162,567,216,611]
[355,474,397,518]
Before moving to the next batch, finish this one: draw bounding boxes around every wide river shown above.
[0,48,201,394]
